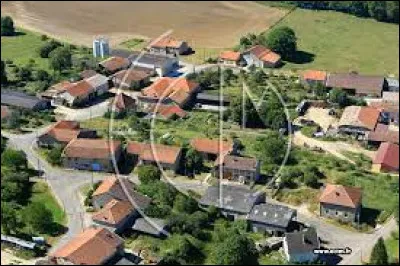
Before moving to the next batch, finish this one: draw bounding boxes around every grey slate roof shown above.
[128,51,176,67]
[285,228,319,255]
[199,184,265,214]
[1,90,47,110]
[85,74,109,88]
[247,203,296,228]
[132,218,166,236]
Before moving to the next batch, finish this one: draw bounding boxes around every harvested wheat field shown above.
[1,1,288,48]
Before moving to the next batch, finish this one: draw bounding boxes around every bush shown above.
[137,165,161,184]
[38,40,62,58]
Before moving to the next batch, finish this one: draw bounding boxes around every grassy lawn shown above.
[183,47,227,65]
[258,251,287,265]
[272,9,399,76]
[30,181,66,226]
[1,29,52,71]
[119,38,148,51]
[386,231,399,264]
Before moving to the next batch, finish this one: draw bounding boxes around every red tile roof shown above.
[220,51,241,62]
[367,124,399,144]
[326,73,384,96]
[63,138,122,159]
[142,78,199,105]
[319,184,362,209]
[246,45,281,64]
[303,70,327,81]
[54,120,80,130]
[50,81,74,92]
[112,69,151,84]
[191,138,233,155]
[151,36,184,49]
[155,104,187,119]
[339,106,381,131]
[41,121,81,143]
[126,142,181,165]
[215,154,258,171]
[66,80,94,97]
[373,142,399,170]
[92,199,134,225]
[100,56,131,73]
[50,227,122,265]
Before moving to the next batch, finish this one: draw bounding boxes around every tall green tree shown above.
[1,60,7,85]
[213,233,258,265]
[264,26,297,60]
[1,16,15,36]
[329,88,350,108]
[370,237,389,265]
[137,164,161,184]
[1,202,21,234]
[49,46,72,73]
[1,148,27,171]
[369,1,388,22]
[184,147,203,176]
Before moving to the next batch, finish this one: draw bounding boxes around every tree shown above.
[49,46,72,73]
[1,16,15,36]
[1,148,27,171]
[254,132,287,166]
[164,235,199,264]
[369,237,388,265]
[386,1,399,23]
[213,233,258,265]
[22,202,54,234]
[1,60,7,85]
[38,40,62,58]
[184,148,203,176]
[16,66,32,82]
[174,194,199,214]
[329,88,349,108]
[36,69,51,82]
[265,26,297,60]
[1,202,20,234]
[47,145,64,166]
[137,165,161,184]
[348,1,369,17]
[369,1,388,22]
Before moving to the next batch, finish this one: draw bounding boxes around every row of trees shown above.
[1,147,55,235]
[291,1,399,24]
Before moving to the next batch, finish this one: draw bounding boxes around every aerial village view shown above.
[0,1,399,265]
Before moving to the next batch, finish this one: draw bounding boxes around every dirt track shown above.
[1,1,287,48]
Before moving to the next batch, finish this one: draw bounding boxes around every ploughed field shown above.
[1,1,287,48]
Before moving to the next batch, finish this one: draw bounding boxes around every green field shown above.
[1,29,52,71]
[30,181,66,226]
[271,9,399,76]
[386,231,399,264]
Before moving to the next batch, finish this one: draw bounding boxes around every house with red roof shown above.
[99,56,131,74]
[55,80,95,107]
[149,36,190,56]
[301,70,327,86]
[190,138,236,160]
[49,227,124,265]
[219,51,243,66]
[108,93,137,114]
[319,184,362,223]
[126,142,182,172]
[62,138,122,172]
[138,77,200,109]
[372,142,399,173]
[243,45,282,68]
[338,106,381,136]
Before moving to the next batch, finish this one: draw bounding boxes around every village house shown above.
[301,70,327,87]
[149,36,190,56]
[326,72,386,97]
[145,103,188,120]
[243,45,282,68]
[62,138,122,172]
[366,123,399,146]
[190,138,236,160]
[38,81,74,105]
[219,51,243,66]
[91,199,137,234]
[246,203,297,236]
[369,101,399,126]
[92,176,151,211]
[1,90,50,111]
[372,142,399,173]
[109,93,137,115]
[283,227,320,264]
[138,77,200,110]
[199,184,266,221]
[128,51,179,77]
[37,120,96,148]
[85,73,111,96]
[55,80,95,107]
[214,154,261,184]
[80,69,98,79]
[319,184,362,223]
[385,77,399,92]
[99,56,131,74]
[49,227,124,265]
[126,141,182,173]
[111,69,151,90]
[338,106,381,136]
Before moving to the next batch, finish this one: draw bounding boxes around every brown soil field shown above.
[1,1,287,48]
